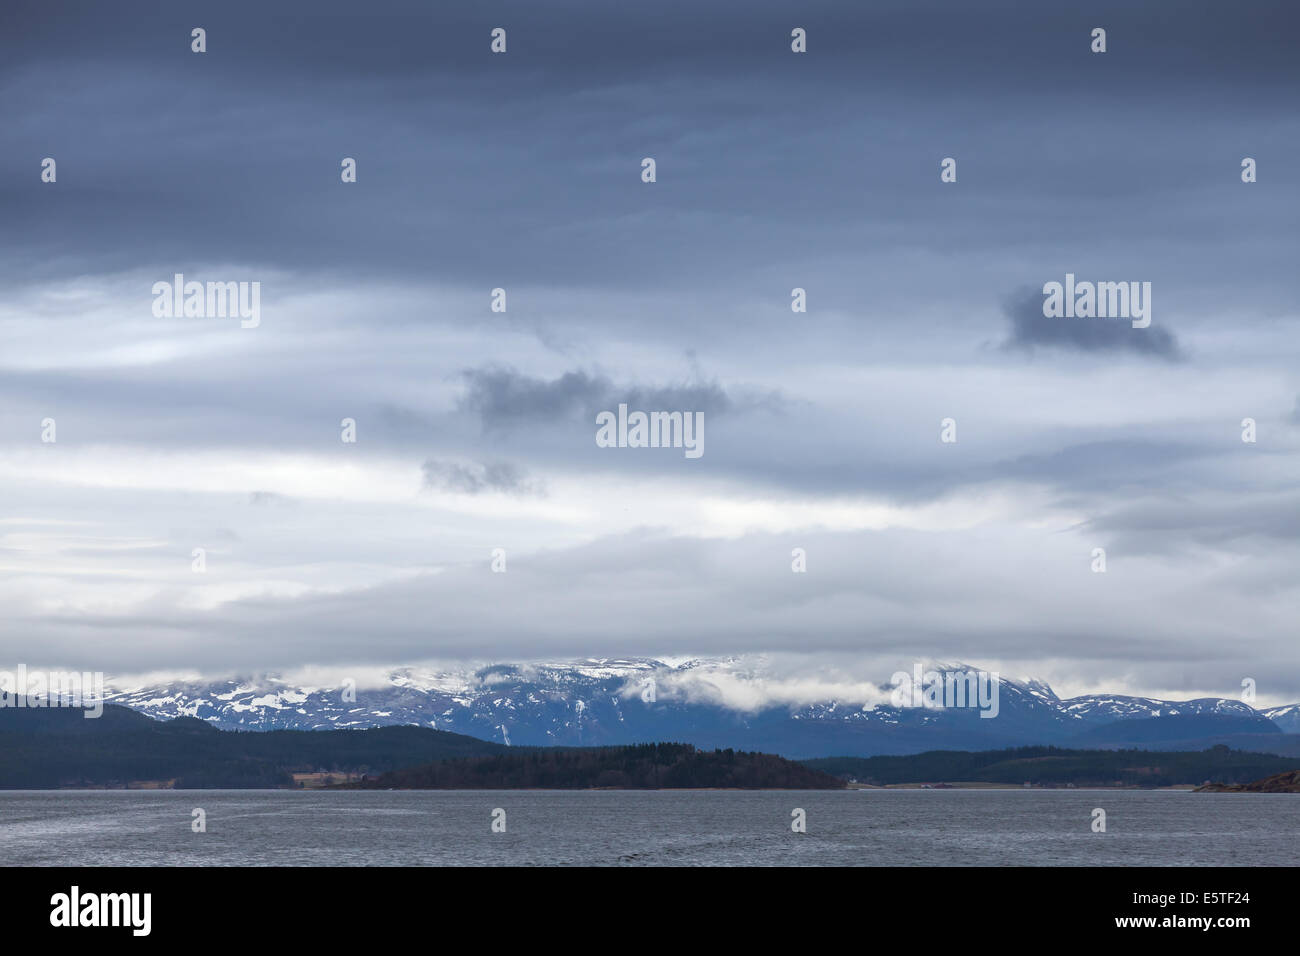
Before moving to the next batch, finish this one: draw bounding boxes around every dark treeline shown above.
[0,704,840,790]
[805,745,1300,787]
[343,743,846,790]
[0,702,506,788]
[13,702,1286,791]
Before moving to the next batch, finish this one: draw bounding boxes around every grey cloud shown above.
[1086,494,1300,553]
[992,439,1207,492]
[421,459,545,496]
[4,0,1297,306]
[249,491,295,507]
[1001,289,1183,359]
[13,525,1300,696]
[7,0,1298,93]
[458,366,743,430]
[2,0,1298,702]
[458,369,608,427]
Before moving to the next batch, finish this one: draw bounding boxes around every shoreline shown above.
[8,783,1215,793]
[847,782,1199,791]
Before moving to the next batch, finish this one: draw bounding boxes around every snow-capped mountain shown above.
[1261,703,1300,733]
[1059,694,1260,723]
[102,659,1300,759]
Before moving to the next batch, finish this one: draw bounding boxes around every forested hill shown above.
[342,743,847,790]
[0,700,507,788]
[1196,769,1300,793]
[805,745,1300,788]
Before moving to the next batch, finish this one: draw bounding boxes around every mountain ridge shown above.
[93,659,1300,759]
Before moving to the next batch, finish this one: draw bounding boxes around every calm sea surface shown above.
[2,789,1295,866]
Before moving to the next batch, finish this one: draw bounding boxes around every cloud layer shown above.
[2,0,1298,703]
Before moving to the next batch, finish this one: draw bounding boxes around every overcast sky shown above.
[2,0,1297,704]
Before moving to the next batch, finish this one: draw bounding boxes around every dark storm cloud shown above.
[1000,289,1183,359]
[457,366,742,429]
[3,0,1298,296]
[7,0,1298,89]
